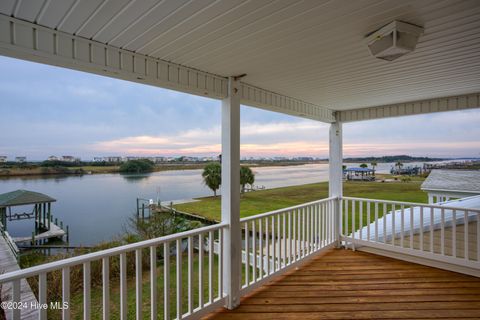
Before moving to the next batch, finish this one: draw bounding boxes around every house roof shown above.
[421,170,480,193]
[0,1,479,123]
[0,190,56,207]
[354,195,480,242]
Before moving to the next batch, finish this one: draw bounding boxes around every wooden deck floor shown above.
[205,249,480,319]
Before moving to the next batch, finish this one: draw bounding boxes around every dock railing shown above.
[0,221,19,260]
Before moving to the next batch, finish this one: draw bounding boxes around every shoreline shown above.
[0,161,326,178]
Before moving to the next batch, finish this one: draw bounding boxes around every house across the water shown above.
[344,167,375,181]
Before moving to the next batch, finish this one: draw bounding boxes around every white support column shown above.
[428,194,434,204]
[329,121,343,246]
[221,76,241,309]
[329,121,343,197]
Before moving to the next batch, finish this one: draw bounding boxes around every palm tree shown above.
[395,161,403,173]
[370,161,377,174]
[240,166,255,193]
[359,163,368,168]
[202,162,221,196]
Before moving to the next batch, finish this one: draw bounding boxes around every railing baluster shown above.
[84,261,91,320]
[316,204,319,248]
[252,221,257,282]
[441,208,445,255]
[62,266,71,320]
[420,206,424,252]
[288,211,292,265]
[120,253,127,320]
[101,259,108,320]
[187,237,193,314]
[452,210,456,258]
[12,279,20,320]
[259,219,264,278]
[136,249,142,320]
[320,203,324,247]
[218,229,223,299]
[176,239,182,320]
[198,234,204,309]
[305,207,312,256]
[245,222,249,286]
[39,272,47,320]
[391,204,396,246]
[430,207,434,253]
[351,200,355,244]
[383,203,387,244]
[293,209,297,261]
[277,214,281,268]
[367,201,370,242]
[150,246,157,320]
[344,199,348,239]
[272,215,276,271]
[359,201,363,240]
[322,201,330,246]
[265,217,270,275]
[164,242,170,320]
[400,205,405,248]
[374,202,378,243]
[464,211,469,261]
[410,205,414,249]
[282,212,286,266]
[302,207,306,257]
[208,231,213,303]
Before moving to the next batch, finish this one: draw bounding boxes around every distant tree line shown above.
[343,155,445,162]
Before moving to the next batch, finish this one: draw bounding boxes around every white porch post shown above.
[329,121,343,246]
[221,76,241,309]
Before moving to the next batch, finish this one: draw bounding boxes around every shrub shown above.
[119,159,155,173]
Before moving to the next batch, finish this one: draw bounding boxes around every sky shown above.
[0,56,479,160]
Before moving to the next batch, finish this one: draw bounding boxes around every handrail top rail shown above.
[240,197,338,222]
[0,222,227,283]
[342,196,480,213]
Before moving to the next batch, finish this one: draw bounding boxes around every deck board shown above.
[205,249,480,319]
[0,236,38,320]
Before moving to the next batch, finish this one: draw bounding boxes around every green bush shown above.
[119,159,155,173]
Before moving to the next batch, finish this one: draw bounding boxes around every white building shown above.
[0,156,7,163]
[14,156,26,163]
[47,156,58,161]
[422,170,480,204]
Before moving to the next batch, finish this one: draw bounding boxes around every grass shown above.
[175,175,428,222]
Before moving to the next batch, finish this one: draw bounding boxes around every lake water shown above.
[0,161,454,245]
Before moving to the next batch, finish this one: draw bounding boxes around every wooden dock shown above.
[0,236,38,320]
[13,220,66,244]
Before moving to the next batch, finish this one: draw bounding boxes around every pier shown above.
[0,235,38,320]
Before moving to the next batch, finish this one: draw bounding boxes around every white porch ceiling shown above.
[0,0,479,119]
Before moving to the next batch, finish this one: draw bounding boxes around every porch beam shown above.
[0,14,334,123]
[221,77,241,309]
[338,92,480,122]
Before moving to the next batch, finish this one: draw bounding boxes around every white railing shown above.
[5,195,478,319]
[0,223,227,320]
[0,221,19,259]
[240,197,338,293]
[341,197,480,269]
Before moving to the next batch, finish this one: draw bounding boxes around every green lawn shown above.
[175,176,428,222]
